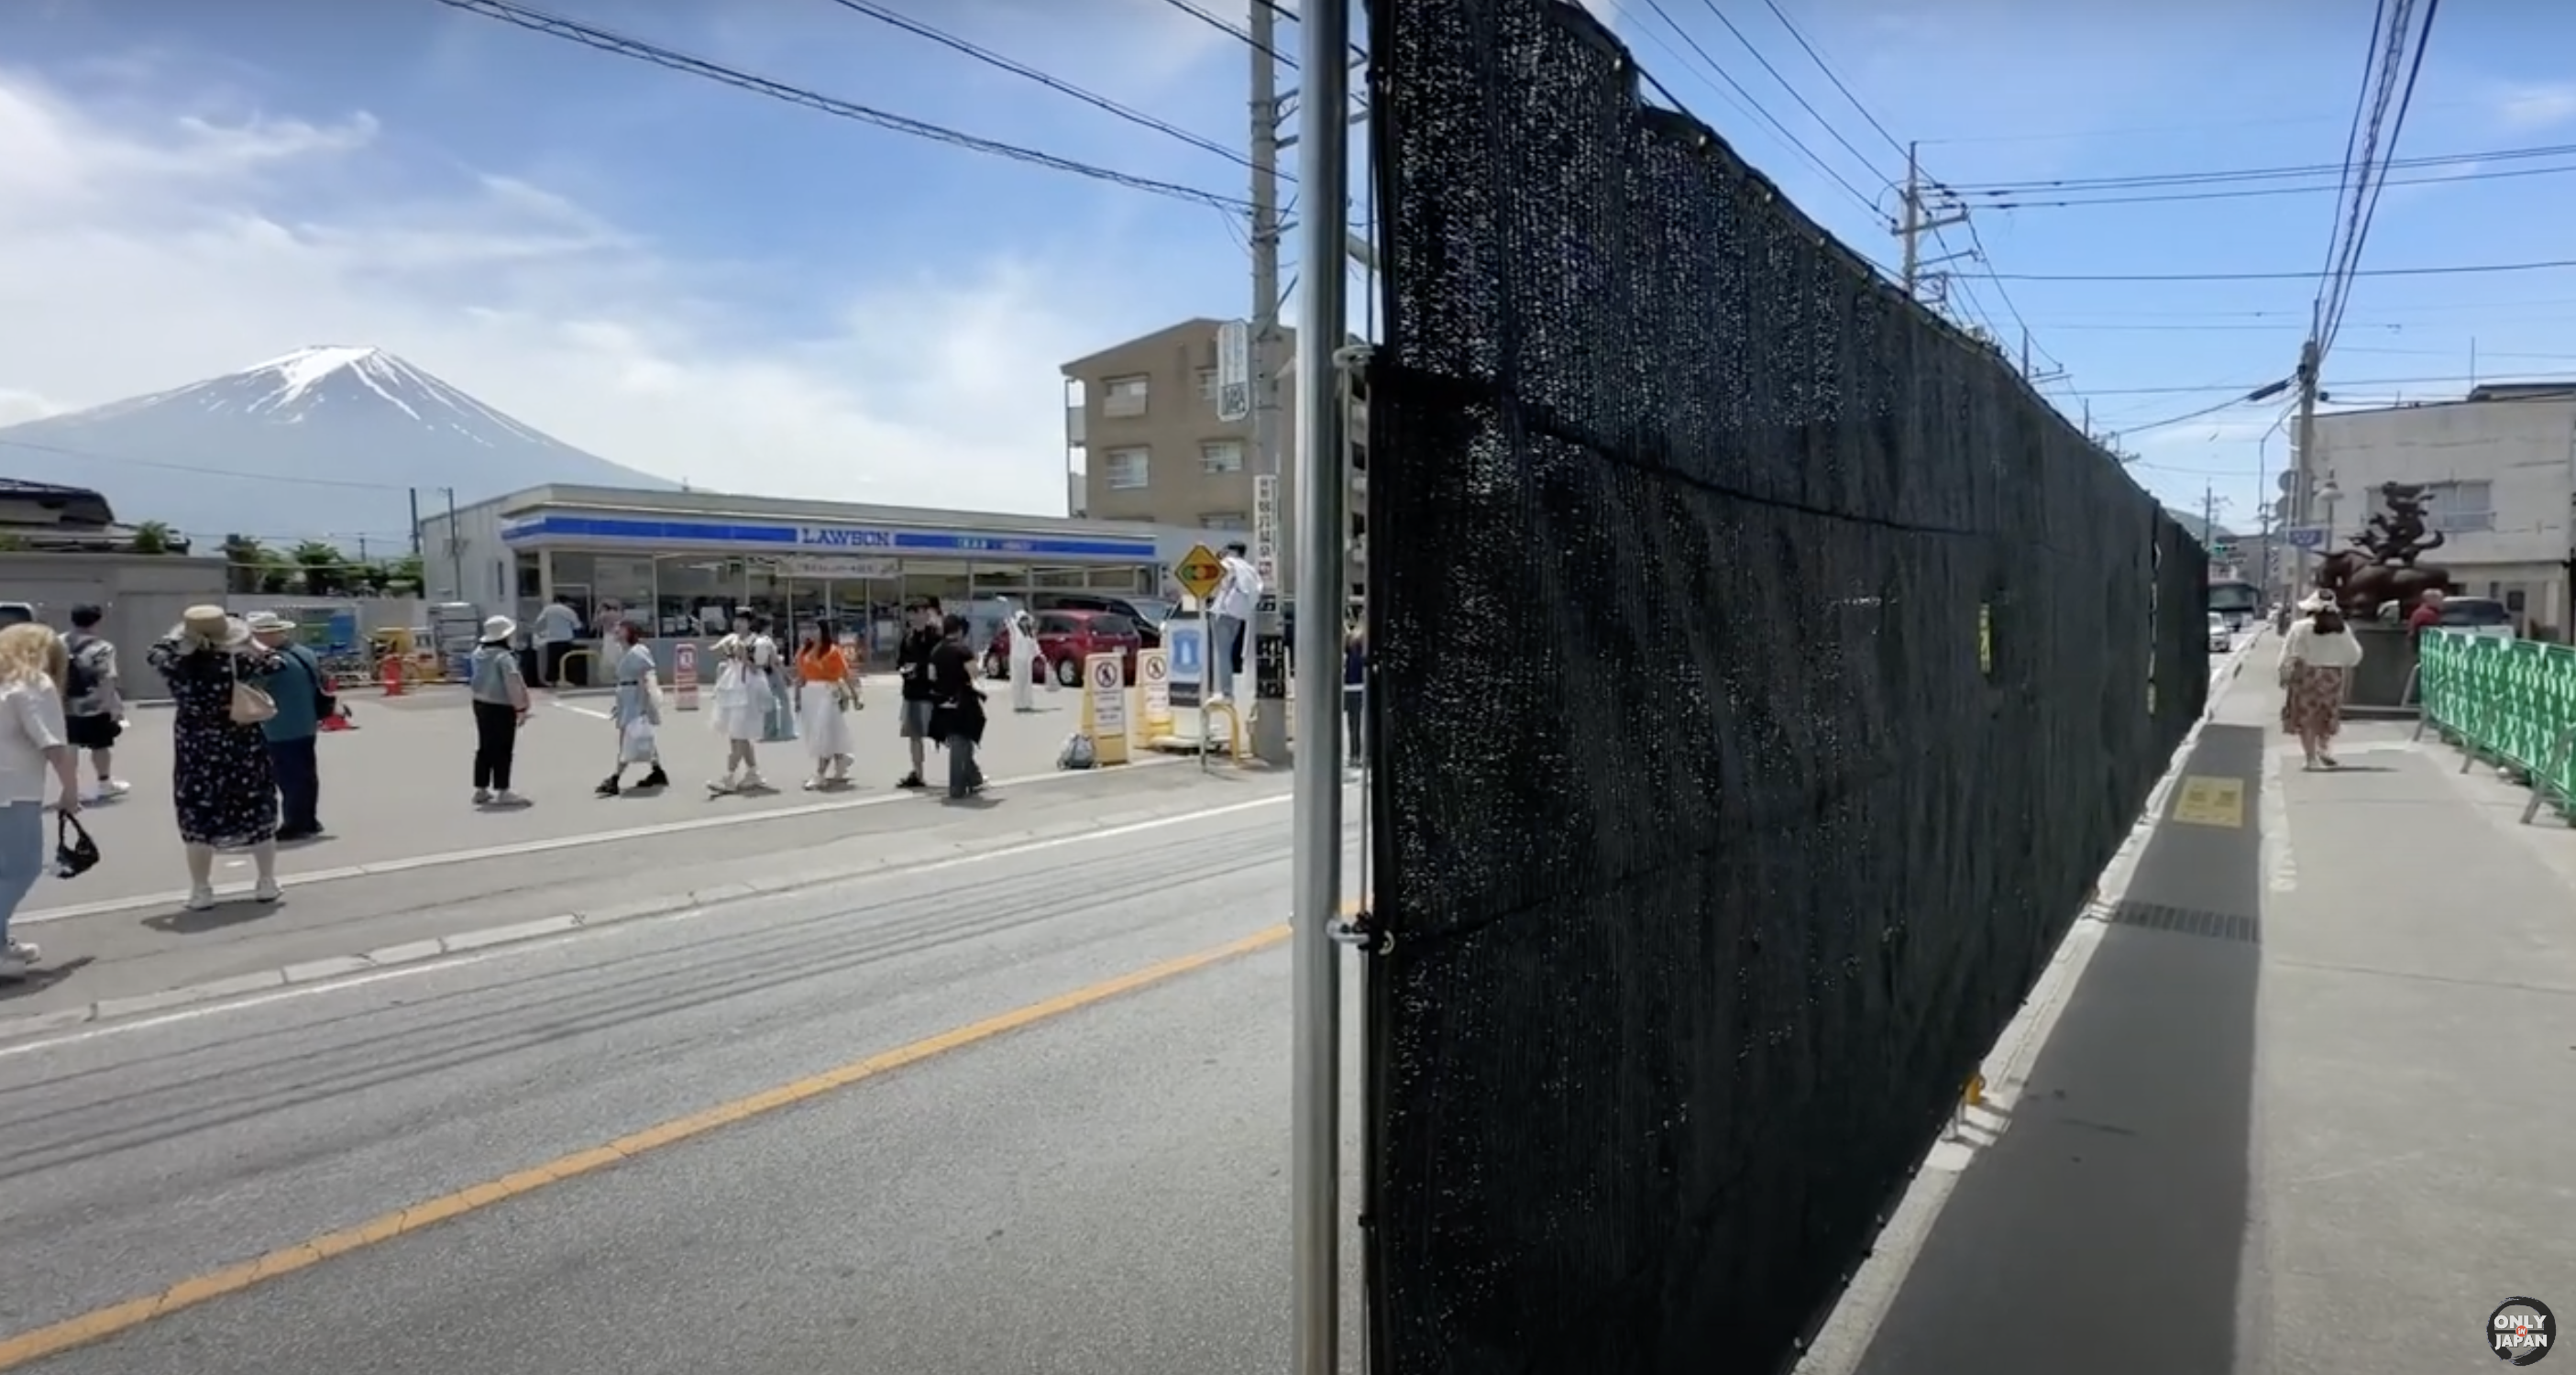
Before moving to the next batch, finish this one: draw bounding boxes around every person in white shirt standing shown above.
[2278,592,2365,771]
[1208,540,1262,704]
[531,595,581,688]
[0,622,81,978]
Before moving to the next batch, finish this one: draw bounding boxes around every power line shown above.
[1154,0,1297,68]
[1912,98,2489,148]
[0,436,421,491]
[2318,0,2442,356]
[1960,160,2576,211]
[1754,0,1904,160]
[432,0,1254,213]
[1949,138,2576,195]
[1686,0,1888,183]
[2087,371,2576,399]
[1986,257,2576,283]
[1631,0,1880,212]
[817,0,1258,173]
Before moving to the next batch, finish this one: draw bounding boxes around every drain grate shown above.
[2107,900,2262,945]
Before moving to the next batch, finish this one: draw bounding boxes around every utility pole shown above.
[444,486,463,604]
[2291,336,2322,585]
[1285,1,1350,1370]
[1895,141,1968,302]
[408,487,424,559]
[1247,0,1292,765]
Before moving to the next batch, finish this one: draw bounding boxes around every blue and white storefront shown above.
[421,484,1204,666]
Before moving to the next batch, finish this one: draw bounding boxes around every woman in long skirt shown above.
[2277,594,2364,770]
[758,614,797,743]
[794,621,856,788]
[707,613,773,794]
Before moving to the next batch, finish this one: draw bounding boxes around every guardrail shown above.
[2413,629,2576,823]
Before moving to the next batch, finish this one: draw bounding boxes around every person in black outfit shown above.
[925,612,988,800]
[892,599,944,789]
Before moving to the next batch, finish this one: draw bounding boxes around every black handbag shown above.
[54,812,100,879]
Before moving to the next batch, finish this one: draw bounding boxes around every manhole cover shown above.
[2107,900,2261,945]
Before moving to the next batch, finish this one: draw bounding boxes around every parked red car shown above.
[985,609,1143,687]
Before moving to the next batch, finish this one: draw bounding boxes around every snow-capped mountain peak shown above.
[0,346,677,542]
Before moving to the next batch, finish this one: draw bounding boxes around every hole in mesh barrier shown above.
[2107,900,2261,945]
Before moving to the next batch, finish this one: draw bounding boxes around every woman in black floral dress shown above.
[149,606,284,911]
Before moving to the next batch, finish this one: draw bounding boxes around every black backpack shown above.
[63,633,104,704]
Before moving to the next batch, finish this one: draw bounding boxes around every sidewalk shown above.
[1833,658,2576,1373]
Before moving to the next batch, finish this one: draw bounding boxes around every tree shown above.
[221,535,267,595]
[387,555,425,595]
[291,541,345,596]
[127,521,174,555]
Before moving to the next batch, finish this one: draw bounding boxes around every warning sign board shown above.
[1081,652,1131,766]
[1175,544,1227,603]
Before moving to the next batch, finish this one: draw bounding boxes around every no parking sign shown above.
[1082,652,1130,765]
[1139,648,1172,732]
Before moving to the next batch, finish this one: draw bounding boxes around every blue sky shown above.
[2,0,2572,530]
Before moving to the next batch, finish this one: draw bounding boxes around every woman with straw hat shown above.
[148,605,286,909]
[2278,590,2364,770]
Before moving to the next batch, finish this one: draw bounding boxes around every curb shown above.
[0,795,1271,1046]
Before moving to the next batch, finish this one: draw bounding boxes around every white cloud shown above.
[0,63,1127,514]
[2494,82,2576,130]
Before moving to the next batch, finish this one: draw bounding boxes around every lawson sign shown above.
[498,513,1157,561]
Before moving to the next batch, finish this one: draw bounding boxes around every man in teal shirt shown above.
[248,612,328,840]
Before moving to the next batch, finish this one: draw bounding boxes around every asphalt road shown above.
[1,792,1370,1374]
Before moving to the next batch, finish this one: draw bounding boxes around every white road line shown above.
[551,699,612,720]
[0,792,1306,1060]
[2262,728,2297,894]
[20,755,1199,927]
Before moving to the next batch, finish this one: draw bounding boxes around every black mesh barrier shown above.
[1357,2,2209,1372]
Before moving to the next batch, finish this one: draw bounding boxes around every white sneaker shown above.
[3,937,39,964]
[94,778,130,799]
[473,787,493,806]
[492,790,528,808]
[741,773,768,791]
[185,886,216,911]
[254,879,282,904]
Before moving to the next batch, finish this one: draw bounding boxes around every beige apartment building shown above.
[1061,316,1368,604]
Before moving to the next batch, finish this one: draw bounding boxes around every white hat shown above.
[481,614,518,643]
[245,611,298,634]
[2295,591,2332,613]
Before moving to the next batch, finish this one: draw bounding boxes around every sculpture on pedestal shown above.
[2310,480,2457,617]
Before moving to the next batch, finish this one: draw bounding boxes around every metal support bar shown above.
[1286,0,1349,1366]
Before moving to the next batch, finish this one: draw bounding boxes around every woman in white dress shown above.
[792,620,857,788]
[707,613,774,794]
[1008,607,1041,712]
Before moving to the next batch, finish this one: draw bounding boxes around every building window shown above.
[1103,374,1150,418]
[1104,446,1151,490]
[2423,479,2494,533]
[1197,368,1220,403]
[1200,440,1244,474]
[1200,512,1249,530]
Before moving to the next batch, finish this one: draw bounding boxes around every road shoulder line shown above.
[0,791,1296,1050]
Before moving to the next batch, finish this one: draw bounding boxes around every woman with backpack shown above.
[2279,592,2364,771]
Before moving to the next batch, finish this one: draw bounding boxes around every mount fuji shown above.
[0,346,679,544]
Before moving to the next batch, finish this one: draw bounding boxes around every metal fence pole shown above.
[1287,0,1351,1368]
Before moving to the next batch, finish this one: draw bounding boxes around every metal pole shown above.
[2292,337,2322,588]
[1287,0,1349,1368]
[1248,0,1293,765]
[444,487,464,603]
[1898,141,1920,296]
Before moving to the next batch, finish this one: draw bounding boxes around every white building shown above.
[2306,383,2576,635]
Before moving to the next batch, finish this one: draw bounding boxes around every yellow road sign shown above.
[1174,543,1227,601]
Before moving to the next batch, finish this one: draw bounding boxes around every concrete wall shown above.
[221,596,431,637]
[0,552,229,701]
[2310,396,2576,632]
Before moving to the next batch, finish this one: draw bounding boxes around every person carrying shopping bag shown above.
[596,622,669,797]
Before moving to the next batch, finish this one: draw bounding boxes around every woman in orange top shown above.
[793,622,856,788]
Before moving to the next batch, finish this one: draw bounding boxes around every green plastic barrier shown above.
[2416,629,2576,820]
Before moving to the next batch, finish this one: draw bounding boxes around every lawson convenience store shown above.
[419,484,1203,661]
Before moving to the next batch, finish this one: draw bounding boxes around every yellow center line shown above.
[0,921,1301,1370]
